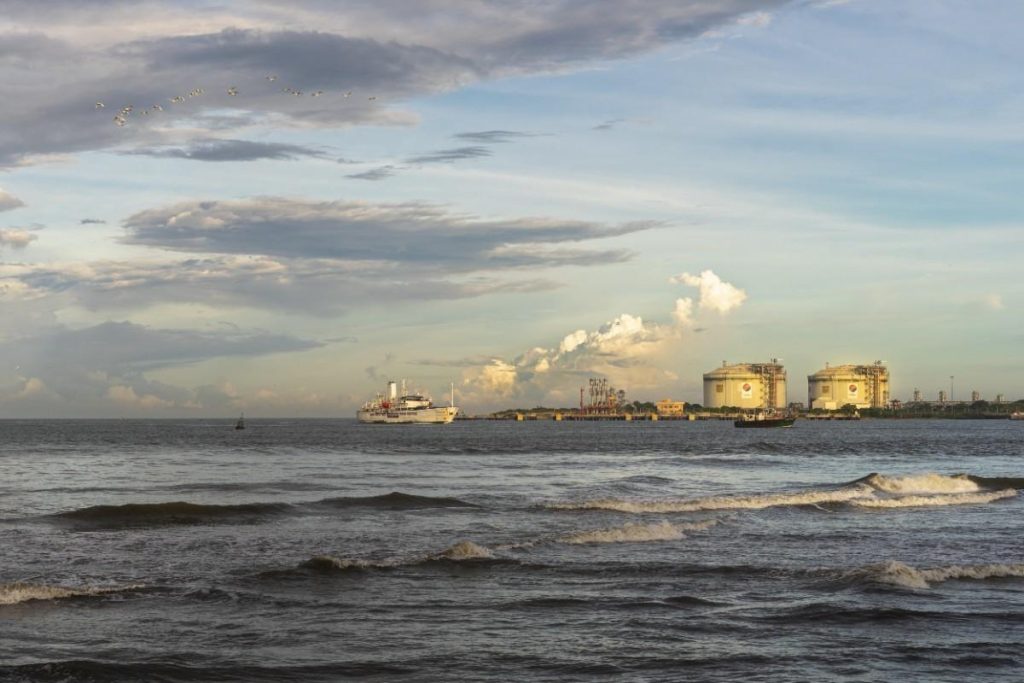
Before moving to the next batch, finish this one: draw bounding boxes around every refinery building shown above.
[703,360,787,410]
[807,361,890,410]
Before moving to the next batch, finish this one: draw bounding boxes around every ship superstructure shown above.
[357,380,459,424]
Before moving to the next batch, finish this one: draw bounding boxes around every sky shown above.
[1,0,1021,417]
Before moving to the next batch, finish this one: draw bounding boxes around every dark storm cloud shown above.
[124,139,328,162]
[405,146,492,164]
[120,197,653,269]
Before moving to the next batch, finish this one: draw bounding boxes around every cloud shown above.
[120,196,654,270]
[982,293,1005,311]
[123,138,329,162]
[405,146,493,164]
[0,256,560,313]
[672,297,695,326]
[0,320,322,413]
[0,188,25,212]
[457,267,749,408]
[0,228,37,250]
[0,2,788,166]
[80,218,107,225]
[452,130,535,143]
[593,118,625,131]
[670,269,747,314]
[346,165,399,181]
[460,308,687,407]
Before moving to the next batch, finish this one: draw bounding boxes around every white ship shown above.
[357,380,459,424]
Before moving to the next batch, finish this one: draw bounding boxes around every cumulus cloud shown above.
[452,268,749,408]
[123,139,329,162]
[0,228,37,250]
[670,269,747,314]
[458,309,684,407]
[0,188,25,211]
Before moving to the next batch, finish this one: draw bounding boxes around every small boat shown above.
[235,413,245,430]
[1010,411,1024,421]
[734,411,795,428]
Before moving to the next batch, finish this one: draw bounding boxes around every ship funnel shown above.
[388,381,397,400]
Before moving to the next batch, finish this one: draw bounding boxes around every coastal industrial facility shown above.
[807,361,890,410]
[703,360,787,410]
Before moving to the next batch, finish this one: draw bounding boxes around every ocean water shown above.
[1,418,1022,682]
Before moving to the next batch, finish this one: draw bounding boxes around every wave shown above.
[550,471,1020,514]
[558,519,716,545]
[842,560,1024,589]
[967,475,1024,490]
[2,660,415,682]
[0,582,145,606]
[312,492,478,510]
[548,487,871,513]
[51,501,293,528]
[851,489,1016,508]
[299,540,501,574]
[862,473,980,494]
[45,492,475,529]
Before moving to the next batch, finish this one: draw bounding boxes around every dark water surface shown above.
[1,419,1022,681]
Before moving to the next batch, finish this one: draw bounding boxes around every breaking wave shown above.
[0,582,145,606]
[851,489,1016,508]
[549,471,1019,514]
[548,488,871,513]
[299,541,500,574]
[862,473,980,494]
[558,520,717,545]
[842,561,1024,589]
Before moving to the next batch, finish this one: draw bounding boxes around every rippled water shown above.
[1,419,1022,681]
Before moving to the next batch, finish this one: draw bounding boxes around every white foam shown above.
[920,563,1024,584]
[847,560,1024,589]
[0,582,144,605]
[851,489,1016,508]
[549,487,871,513]
[558,519,716,545]
[435,540,494,560]
[305,555,396,570]
[866,473,979,494]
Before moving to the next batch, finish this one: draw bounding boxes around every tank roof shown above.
[809,363,889,378]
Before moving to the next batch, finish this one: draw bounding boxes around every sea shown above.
[1,418,1022,682]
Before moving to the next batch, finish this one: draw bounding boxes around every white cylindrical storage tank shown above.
[807,363,889,410]
[703,362,786,410]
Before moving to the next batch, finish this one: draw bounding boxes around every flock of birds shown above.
[95,75,376,127]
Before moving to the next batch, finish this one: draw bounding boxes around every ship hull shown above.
[734,418,795,428]
[357,406,458,424]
